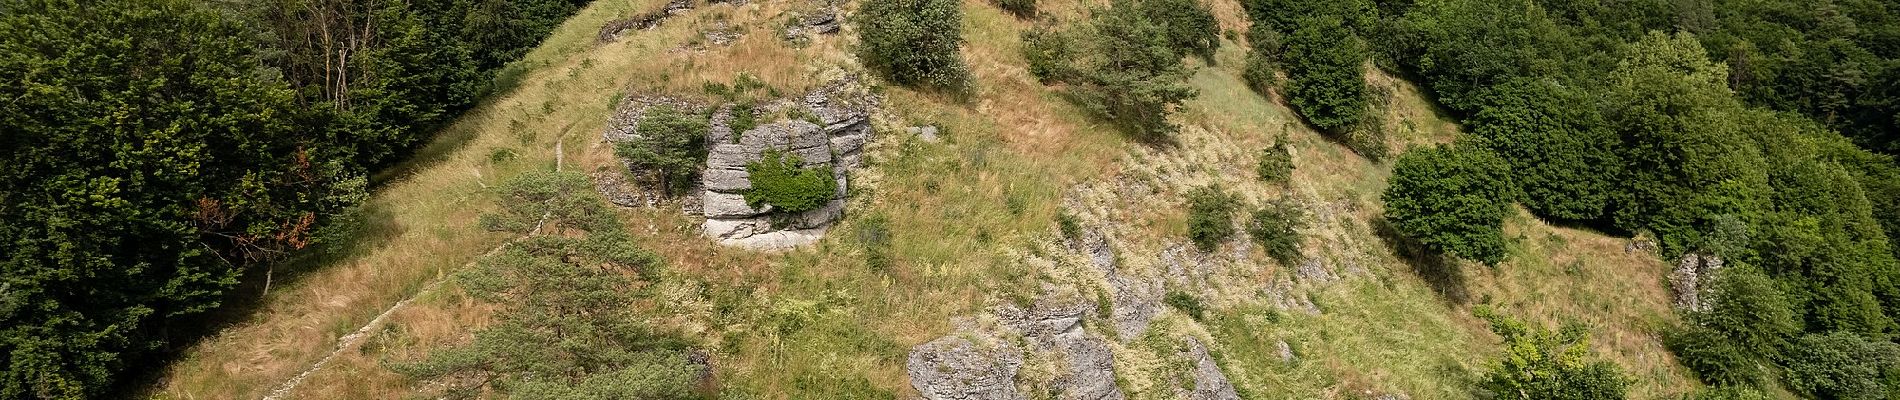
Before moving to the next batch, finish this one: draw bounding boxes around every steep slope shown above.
[152,0,1696,398]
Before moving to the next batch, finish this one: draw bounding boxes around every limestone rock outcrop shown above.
[697,77,875,250]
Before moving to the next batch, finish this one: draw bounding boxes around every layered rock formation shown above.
[698,77,875,250]
[599,77,876,250]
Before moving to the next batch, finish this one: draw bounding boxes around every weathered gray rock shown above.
[1672,252,1725,313]
[1048,333,1125,400]
[692,76,879,249]
[1177,337,1241,400]
[992,295,1125,400]
[700,191,768,219]
[995,298,1091,341]
[1109,275,1162,342]
[909,125,942,143]
[1295,258,1336,283]
[908,335,1027,400]
[1275,339,1296,363]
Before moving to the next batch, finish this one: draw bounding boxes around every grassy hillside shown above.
[152,0,1696,398]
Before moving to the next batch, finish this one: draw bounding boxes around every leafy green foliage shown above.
[1164,291,1206,320]
[743,149,837,213]
[1665,325,1764,388]
[399,173,700,399]
[1136,0,1220,61]
[0,1,354,396]
[857,0,969,91]
[1382,144,1515,265]
[1476,309,1632,400]
[1186,185,1240,251]
[1021,0,1200,140]
[0,0,584,395]
[615,106,710,197]
[1247,199,1305,266]
[1383,0,1900,389]
[1466,78,1619,221]
[1283,15,1371,135]
[1783,332,1900,400]
[1684,386,1770,400]
[1665,265,1797,388]
[1242,26,1282,94]
[1256,139,1294,184]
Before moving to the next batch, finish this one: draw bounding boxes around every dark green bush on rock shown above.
[1382,144,1515,265]
[857,0,969,91]
[615,106,710,197]
[744,149,837,213]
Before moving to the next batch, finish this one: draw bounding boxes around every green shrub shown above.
[856,0,969,91]
[1020,0,1199,140]
[1187,185,1241,251]
[744,149,837,213]
[1137,0,1220,60]
[1282,15,1369,135]
[1684,386,1770,400]
[1057,212,1084,240]
[1382,144,1515,265]
[1242,25,1283,94]
[1477,308,1632,400]
[1664,325,1765,388]
[1783,332,1900,399]
[993,0,1036,18]
[615,106,710,197]
[1247,199,1305,266]
[1164,291,1207,320]
[1696,265,1799,361]
[1256,139,1294,184]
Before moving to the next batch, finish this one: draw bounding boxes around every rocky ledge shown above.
[698,77,875,250]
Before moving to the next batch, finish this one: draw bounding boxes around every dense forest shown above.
[0,0,585,397]
[1267,0,1900,397]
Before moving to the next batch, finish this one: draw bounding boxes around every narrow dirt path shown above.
[262,132,568,400]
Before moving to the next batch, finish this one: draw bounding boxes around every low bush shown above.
[399,173,697,399]
[616,106,709,196]
[1664,325,1764,388]
[744,149,837,213]
[1256,139,1294,184]
[1187,185,1241,251]
[1247,199,1305,266]
[857,0,969,91]
[1477,308,1631,400]
[1164,291,1207,320]
[1020,0,1199,140]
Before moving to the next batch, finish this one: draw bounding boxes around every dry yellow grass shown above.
[153,0,1697,398]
